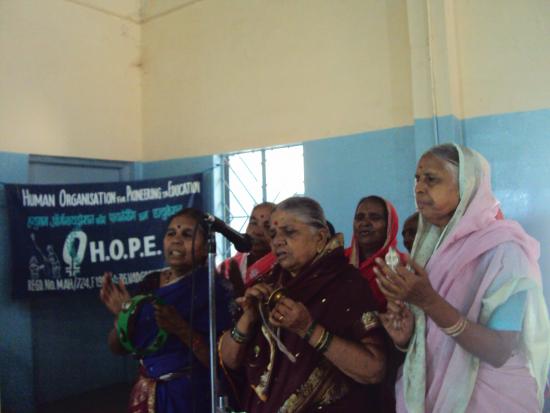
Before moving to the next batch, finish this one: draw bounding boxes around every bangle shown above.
[313,328,328,351]
[315,329,333,353]
[303,320,318,342]
[395,342,409,352]
[312,327,326,349]
[318,332,333,353]
[230,326,251,344]
[441,316,468,337]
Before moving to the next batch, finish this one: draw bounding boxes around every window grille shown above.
[219,145,304,258]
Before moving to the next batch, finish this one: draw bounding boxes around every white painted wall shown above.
[0,0,142,160]
[141,0,413,160]
[0,0,549,161]
[456,0,550,117]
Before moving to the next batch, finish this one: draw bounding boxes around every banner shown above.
[5,174,203,297]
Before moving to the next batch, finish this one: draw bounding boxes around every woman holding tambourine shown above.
[100,207,233,413]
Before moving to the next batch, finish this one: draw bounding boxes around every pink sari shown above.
[397,145,550,412]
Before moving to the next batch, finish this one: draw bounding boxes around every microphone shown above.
[203,213,253,253]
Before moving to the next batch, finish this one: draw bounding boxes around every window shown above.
[221,145,304,257]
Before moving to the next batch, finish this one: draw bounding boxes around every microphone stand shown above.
[206,222,230,413]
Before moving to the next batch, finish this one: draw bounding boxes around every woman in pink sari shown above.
[375,144,550,412]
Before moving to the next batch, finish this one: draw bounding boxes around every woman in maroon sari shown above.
[219,196,387,412]
[345,196,406,311]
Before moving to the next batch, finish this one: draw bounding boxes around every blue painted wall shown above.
[413,115,465,158]
[1,108,549,412]
[141,155,217,214]
[463,109,550,295]
[0,152,34,413]
[304,109,550,300]
[0,153,215,413]
[27,158,136,407]
[303,126,418,251]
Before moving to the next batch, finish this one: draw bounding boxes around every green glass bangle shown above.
[318,332,333,353]
[116,294,168,356]
[303,320,318,342]
[314,329,333,353]
[230,326,251,344]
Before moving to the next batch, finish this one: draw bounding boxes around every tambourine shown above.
[116,294,168,356]
[258,286,297,362]
[266,287,287,310]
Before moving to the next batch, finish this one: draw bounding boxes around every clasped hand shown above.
[237,283,311,337]
[378,300,415,347]
[374,258,437,347]
[374,257,436,309]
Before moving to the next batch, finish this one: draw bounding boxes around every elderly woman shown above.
[375,144,550,412]
[346,195,406,311]
[219,196,387,412]
[219,202,277,296]
[100,207,233,413]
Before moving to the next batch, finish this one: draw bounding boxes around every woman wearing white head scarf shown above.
[376,144,550,412]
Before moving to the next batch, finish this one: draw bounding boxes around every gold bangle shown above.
[312,327,327,349]
[317,331,333,353]
[442,316,468,337]
[314,329,330,352]
[441,316,463,335]
[450,318,468,337]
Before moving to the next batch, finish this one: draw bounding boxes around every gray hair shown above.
[274,196,328,231]
[424,143,459,182]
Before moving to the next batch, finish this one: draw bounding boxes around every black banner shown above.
[5,174,203,297]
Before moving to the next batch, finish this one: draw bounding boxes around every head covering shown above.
[345,196,405,311]
[399,144,550,412]
[224,235,383,412]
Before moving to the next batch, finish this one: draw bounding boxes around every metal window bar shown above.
[219,145,304,259]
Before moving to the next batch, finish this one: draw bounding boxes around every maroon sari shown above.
[223,237,386,412]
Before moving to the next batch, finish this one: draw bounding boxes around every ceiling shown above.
[67,0,201,23]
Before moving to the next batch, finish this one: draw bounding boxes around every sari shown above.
[397,145,550,412]
[219,252,277,287]
[127,266,233,413]
[345,196,406,311]
[222,236,385,413]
